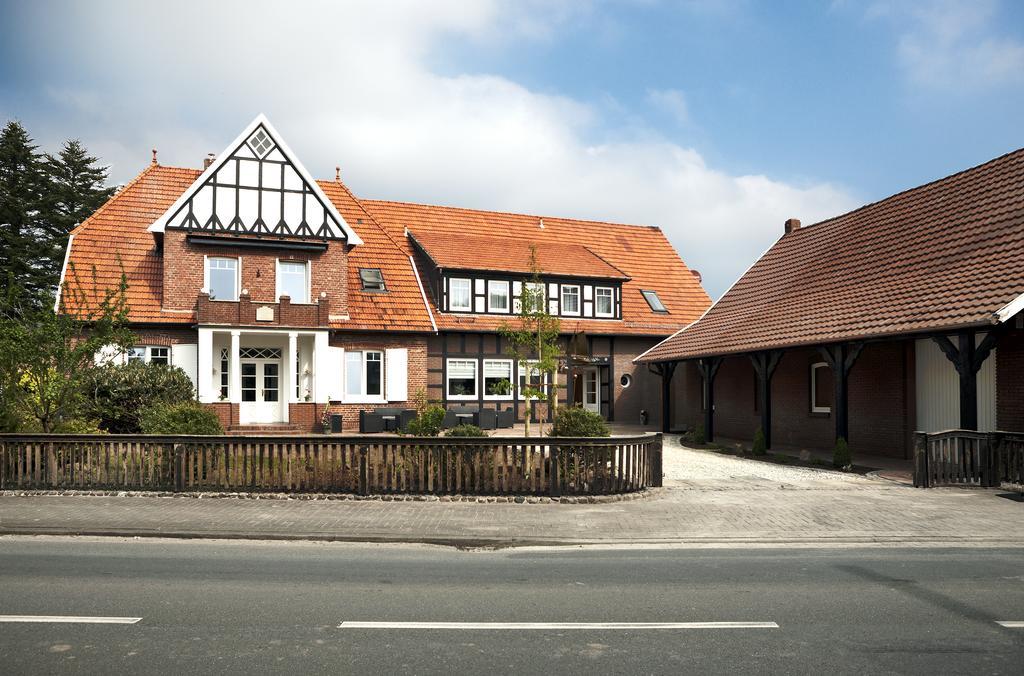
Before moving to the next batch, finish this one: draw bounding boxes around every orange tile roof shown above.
[410,232,629,280]
[639,148,1024,362]
[64,163,711,337]
[363,200,711,336]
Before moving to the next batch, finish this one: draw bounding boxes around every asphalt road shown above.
[0,538,1021,675]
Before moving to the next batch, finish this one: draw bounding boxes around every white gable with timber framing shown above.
[149,115,363,245]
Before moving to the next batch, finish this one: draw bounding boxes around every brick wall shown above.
[667,341,914,458]
[997,326,1024,432]
[323,332,430,431]
[610,336,662,427]
[161,229,349,316]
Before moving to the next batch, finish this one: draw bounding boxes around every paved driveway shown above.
[662,435,879,490]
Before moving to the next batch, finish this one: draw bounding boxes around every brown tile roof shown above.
[362,200,711,336]
[639,148,1024,362]
[63,164,710,337]
[62,165,435,331]
[410,232,629,280]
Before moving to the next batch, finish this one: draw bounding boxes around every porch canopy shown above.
[637,148,1024,442]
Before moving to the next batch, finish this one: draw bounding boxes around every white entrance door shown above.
[240,360,283,423]
[583,368,600,414]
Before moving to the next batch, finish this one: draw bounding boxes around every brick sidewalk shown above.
[1,481,1021,547]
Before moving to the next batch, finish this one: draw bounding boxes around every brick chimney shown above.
[203,153,216,170]
[784,218,801,234]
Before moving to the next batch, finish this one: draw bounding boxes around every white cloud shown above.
[646,88,690,125]
[868,0,1024,89]
[8,0,858,298]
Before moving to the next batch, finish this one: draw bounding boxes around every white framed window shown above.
[205,256,239,301]
[561,285,580,315]
[128,346,169,365]
[447,359,477,399]
[449,278,472,311]
[488,280,510,313]
[521,282,545,313]
[276,259,309,303]
[810,362,832,413]
[483,359,513,399]
[518,361,548,400]
[595,287,614,317]
[346,350,384,399]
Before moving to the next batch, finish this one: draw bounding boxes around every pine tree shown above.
[0,121,50,308]
[45,139,115,238]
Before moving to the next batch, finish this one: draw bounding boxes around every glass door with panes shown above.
[583,368,600,414]
[238,348,283,423]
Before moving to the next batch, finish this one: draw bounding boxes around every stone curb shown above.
[0,488,659,505]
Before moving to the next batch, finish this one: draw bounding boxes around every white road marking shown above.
[996,621,1024,628]
[339,621,778,630]
[0,615,142,624]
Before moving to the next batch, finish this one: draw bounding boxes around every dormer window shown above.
[449,278,471,311]
[595,287,614,317]
[488,281,509,313]
[206,257,239,301]
[561,285,580,315]
[641,289,668,313]
[359,268,386,292]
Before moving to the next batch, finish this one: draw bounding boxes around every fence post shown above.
[358,445,369,496]
[549,443,561,497]
[651,434,664,488]
[984,432,1000,488]
[913,432,929,488]
[173,443,184,493]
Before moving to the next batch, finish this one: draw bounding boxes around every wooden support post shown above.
[549,444,561,497]
[697,357,722,442]
[656,361,678,433]
[933,330,998,431]
[817,342,864,443]
[913,432,929,488]
[748,351,783,449]
[651,434,664,487]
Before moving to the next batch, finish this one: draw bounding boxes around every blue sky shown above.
[1,0,1022,298]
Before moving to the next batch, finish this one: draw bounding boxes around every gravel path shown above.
[662,435,878,489]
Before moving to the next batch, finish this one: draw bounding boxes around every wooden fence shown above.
[913,430,1024,488]
[0,433,663,497]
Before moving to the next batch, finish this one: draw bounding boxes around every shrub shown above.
[444,424,487,437]
[140,401,223,435]
[751,427,767,456]
[83,362,196,433]
[404,404,445,437]
[549,406,609,437]
[833,437,852,469]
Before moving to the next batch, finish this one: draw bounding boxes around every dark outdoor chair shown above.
[476,409,498,430]
[399,409,417,431]
[373,407,405,432]
[496,407,514,429]
[441,409,459,429]
[359,409,385,433]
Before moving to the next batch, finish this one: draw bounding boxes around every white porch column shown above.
[286,332,298,404]
[313,330,330,402]
[197,328,215,402]
[229,330,241,402]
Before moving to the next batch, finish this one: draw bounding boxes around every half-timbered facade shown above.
[60,115,710,431]
[638,148,1024,459]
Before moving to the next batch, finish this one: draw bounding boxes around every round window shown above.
[620,374,632,388]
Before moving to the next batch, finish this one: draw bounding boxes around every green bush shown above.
[549,406,609,437]
[404,404,445,437]
[83,362,196,433]
[444,424,487,437]
[833,437,852,469]
[139,401,223,435]
[752,427,767,456]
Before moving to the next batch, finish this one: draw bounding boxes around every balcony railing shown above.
[195,292,331,328]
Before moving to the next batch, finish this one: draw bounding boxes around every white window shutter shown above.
[94,344,125,366]
[170,344,199,395]
[315,345,344,402]
[386,348,408,402]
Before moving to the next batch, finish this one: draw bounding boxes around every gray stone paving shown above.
[1,439,1021,546]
